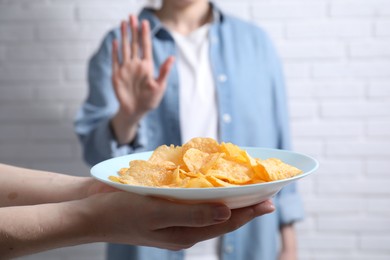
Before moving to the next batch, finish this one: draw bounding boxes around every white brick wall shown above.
[0,0,389,259]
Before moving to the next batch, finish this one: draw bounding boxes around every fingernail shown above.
[262,200,275,212]
[214,205,231,221]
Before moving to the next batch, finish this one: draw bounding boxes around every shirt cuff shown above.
[276,191,305,225]
[107,121,146,157]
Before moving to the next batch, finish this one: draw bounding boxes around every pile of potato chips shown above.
[109,137,302,188]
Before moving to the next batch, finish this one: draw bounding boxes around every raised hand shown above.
[111,15,175,145]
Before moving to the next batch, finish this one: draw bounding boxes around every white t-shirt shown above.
[170,24,219,144]
[169,24,219,260]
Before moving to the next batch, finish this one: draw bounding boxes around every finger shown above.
[141,20,153,60]
[156,56,175,85]
[155,200,275,247]
[120,20,130,61]
[250,199,275,216]
[150,202,231,230]
[111,39,122,93]
[112,40,120,72]
[130,15,139,59]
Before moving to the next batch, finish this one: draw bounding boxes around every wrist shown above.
[59,199,100,244]
[111,110,142,145]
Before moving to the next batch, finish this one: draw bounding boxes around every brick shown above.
[349,41,390,58]
[252,3,327,19]
[36,84,87,101]
[290,101,318,119]
[0,25,35,42]
[0,46,4,62]
[27,123,76,140]
[76,4,141,21]
[303,198,364,214]
[303,253,390,260]
[283,62,310,78]
[0,86,34,101]
[319,216,390,232]
[361,235,390,250]
[5,44,91,61]
[314,159,363,179]
[0,65,61,82]
[318,179,390,196]
[291,121,363,138]
[30,159,90,177]
[367,121,390,136]
[366,160,390,175]
[330,2,380,17]
[17,243,105,260]
[312,61,390,78]
[254,21,284,40]
[287,20,372,39]
[367,198,390,213]
[37,23,114,41]
[292,140,323,157]
[0,104,64,121]
[64,64,88,81]
[379,4,390,16]
[312,80,366,98]
[326,141,390,157]
[298,234,357,250]
[0,4,74,21]
[278,41,345,60]
[368,81,390,97]
[321,101,390,118]
[0,124,28,141]
[297,178,314,195]
[287,80,313,98]
[375,21,390,36]
[0,143,74,160]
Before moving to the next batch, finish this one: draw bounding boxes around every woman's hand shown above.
[84,191,275,250]
[111,15,175,145]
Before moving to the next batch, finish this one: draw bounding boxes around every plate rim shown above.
[90,147,319,193]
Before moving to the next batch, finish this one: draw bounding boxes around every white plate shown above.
[91,147,319,209]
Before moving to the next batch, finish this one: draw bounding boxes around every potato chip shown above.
[257,158,302,181]
[182,137,221,154]
[183,148,210,172]
[206,157,254,184]
[184,176,214,188]
[109,137,302,188]
[206,175,239,187]
[149,145,185,167]
[220,142,248,163]
[119,160,174,187]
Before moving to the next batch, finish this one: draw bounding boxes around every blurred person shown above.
[0,163,274,259]
[74,0,304,260]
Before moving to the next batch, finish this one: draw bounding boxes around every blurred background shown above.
[0,0,389,259]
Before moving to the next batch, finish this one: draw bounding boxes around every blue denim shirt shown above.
[74,4,304,260]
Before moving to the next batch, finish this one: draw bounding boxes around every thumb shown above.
[156,56,175,86]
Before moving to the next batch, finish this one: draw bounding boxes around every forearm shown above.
[280,223,297,258]
[0,200,93,259]
[0,164,92,207]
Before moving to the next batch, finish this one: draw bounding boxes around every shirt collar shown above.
[138,2,224,39]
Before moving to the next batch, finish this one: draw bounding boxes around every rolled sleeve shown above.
[275,183,305,225]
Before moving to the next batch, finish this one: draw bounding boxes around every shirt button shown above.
[224,244,234,254]
[218,74,227,82]
[222,113,232,123]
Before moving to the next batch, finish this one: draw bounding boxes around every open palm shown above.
[112,15,174,118]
